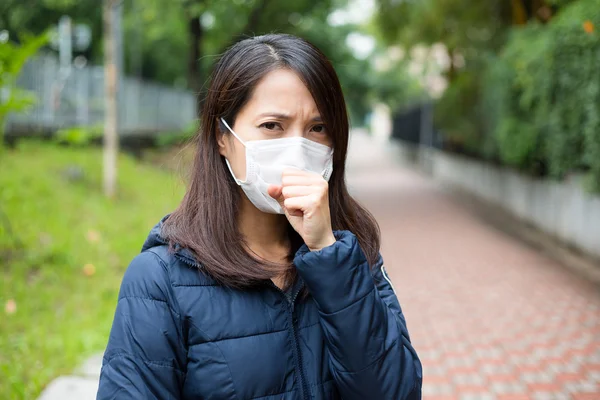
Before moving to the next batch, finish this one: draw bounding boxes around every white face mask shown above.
[220,118,334,214]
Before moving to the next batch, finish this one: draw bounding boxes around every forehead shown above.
[243,68,319,116]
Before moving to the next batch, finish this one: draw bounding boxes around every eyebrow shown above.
[257,112,322,122]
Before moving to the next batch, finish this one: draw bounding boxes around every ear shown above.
[216,119,228,157]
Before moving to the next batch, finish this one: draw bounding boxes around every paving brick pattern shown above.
[347,133,600,400]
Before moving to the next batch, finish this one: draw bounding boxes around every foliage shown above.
[54,124,103,146]
[481,24,551,172]
[483,0,600,188]
[375,0,511,149]
[0,141,185,399]
[155,119,199,148]
[375,0,509,56]
[377,0,600,191]
[434,70,483,155]
[366,56,424,113]
[546,0,577,6]
[0,32,48,144]
[548,0,600,189]
[1,0,380,124]
[0,0,102,61]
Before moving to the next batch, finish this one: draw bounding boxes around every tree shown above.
[1,0,379,125]
[103,0,119,198]
[0,0,103,60]
[374,0,513,151]
[178,0,339,114]
[376,0,511,82]
[0,32,48,146]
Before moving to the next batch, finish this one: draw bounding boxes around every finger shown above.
[281,174,325,187]
[281,185,315,199]
[281,167,309,176]
[283,195,314,213]
[287,208,303,218]
[282,167,322,179]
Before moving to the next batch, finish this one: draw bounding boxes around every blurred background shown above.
[1,0,600,399]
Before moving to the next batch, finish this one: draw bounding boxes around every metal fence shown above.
[6,53,197,136]
[390,102,442,149]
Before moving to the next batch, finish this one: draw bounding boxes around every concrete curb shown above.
[445,184,600,286]
[387,139,600,286]
[37,354,102,400]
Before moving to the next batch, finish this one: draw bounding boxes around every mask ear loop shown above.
[220,118,247,185]
[220,118,247,147]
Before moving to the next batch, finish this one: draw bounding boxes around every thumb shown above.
[267,184,284,206]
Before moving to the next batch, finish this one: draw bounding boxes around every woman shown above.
[97,34,422,400]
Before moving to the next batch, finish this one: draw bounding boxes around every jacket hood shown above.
[141,214,200,266]
[141,214,170,252]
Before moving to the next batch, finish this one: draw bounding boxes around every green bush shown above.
[54,125,103,147]
[482,23,551,172]
[0,32,48,145]
[482,0,600,189]
[546,0,578,6]
[549,0,600,189]
[434,69,483,155]
[155,119,199,148]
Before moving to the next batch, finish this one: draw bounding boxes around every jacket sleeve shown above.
[294,231,422,400]
[97,251,187,400]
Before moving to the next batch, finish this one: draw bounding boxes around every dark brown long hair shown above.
[162,34,380,288]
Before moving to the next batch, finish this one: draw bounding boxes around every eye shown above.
[259,122,283,131]
[311,124,326,134]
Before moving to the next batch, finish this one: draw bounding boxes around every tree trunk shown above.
[447,47,456,82]
[187,0,270,115]
[511,0,529,25]
[103,0,119,198]
[188,16,203,116]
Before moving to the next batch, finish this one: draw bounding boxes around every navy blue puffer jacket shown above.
[97,218,422,399]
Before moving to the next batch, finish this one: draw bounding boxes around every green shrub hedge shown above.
[476,0,600,190]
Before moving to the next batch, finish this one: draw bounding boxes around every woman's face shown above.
[218,68,332,182]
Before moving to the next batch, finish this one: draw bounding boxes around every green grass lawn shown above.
[0,141,186,399]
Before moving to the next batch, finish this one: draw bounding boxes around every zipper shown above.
[269,281,310,400]
[290,287,310,400]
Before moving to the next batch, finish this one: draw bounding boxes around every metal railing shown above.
[390,102,440,149]
[6,53,197,136]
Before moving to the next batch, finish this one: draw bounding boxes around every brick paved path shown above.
[347,131,600,400]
